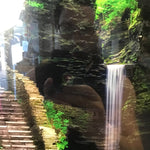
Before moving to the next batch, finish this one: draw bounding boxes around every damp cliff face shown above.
[97,0,150,66]
[31,1,106,149]
[96,0,150,115]
[96,0,142,64]
[138,0,150,68]
[14,0,106,101]
[96,0,150,149]
[58,3,98,54]
[34,0,106,101]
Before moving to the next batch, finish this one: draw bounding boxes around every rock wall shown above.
[7,68,58,150]
[43,76,106,150]
[121,77,144,150]
[137,0,150,68]
[53,104,105,150]
[35,59,106,103]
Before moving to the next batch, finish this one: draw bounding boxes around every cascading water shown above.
[105,65,125,150]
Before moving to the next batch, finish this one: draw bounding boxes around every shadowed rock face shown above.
[44,77,104,115]
[58,4,99,54]
[66,127,99,150]
[121,77,144,150]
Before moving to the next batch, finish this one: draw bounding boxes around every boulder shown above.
[44,77,105,117]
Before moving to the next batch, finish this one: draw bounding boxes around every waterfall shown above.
[105,65,125,150]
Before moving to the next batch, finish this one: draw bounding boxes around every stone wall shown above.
[7,68,58,150]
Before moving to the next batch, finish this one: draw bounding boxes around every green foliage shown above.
[27,0,44,9]
[44,101,69,150]
[95,0,138,29]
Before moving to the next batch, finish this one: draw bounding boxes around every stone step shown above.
[0,91,12,94]
[0,125,30,130]
[0,129,32,135]
[2,144,36,148]
[0,94,9,98]
[0,97,16,101]
[0,135,9,139]
[0,107,22,112]
[0,116,25,121]
[2,139,34,144]
[0,121,6,125]
[0,103,22,107]
[0,112,24,115]
[0,125,7,129]
[0,99,16,103]
[8,130,31,133]
[10,135,33,140]
[32,108,46,112]
[5,121,27,125]
[8,126,30,130]
[0,95,15,100]
[8,130,31,135]
[0,135,33,140]
[0,108,23,112]
[3,148,35,150]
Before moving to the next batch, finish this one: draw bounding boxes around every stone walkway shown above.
[0,89,36,150]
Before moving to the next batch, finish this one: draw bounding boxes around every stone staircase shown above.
[0,89,36,150]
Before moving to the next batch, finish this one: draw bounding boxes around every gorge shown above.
[1,0,150,150]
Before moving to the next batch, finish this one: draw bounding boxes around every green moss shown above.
[129,8,141,30]
[104,46,138,64]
